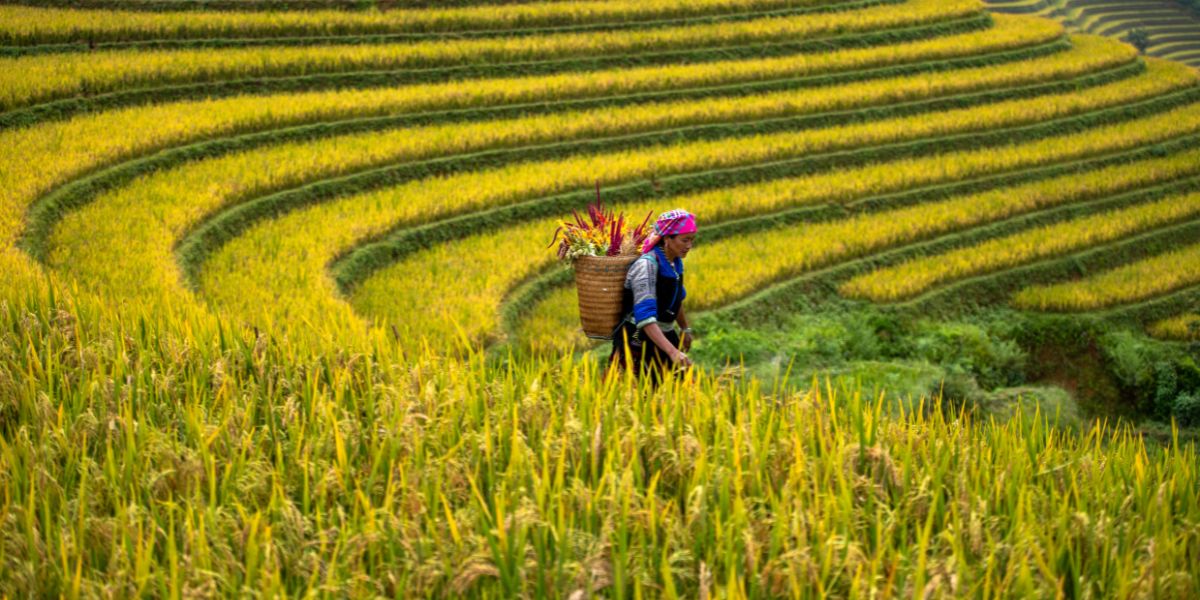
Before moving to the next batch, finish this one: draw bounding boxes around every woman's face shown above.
[664,233,696,259]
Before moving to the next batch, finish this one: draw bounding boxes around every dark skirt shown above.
[608,322,681,387]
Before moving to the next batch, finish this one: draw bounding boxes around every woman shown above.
[610,208,697,385]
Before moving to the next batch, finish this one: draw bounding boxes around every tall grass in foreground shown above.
[1,289,1198,598]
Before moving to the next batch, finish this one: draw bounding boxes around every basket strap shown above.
[608,320,625,341]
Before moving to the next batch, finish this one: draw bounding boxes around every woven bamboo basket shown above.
[574,254,639,339]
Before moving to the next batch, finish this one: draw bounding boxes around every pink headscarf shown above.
[641,208,697,254]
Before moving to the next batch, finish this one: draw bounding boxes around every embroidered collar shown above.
[653,246,683,279]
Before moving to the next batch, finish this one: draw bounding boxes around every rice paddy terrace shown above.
[3,0,1200,596]
[984,0,1200,69]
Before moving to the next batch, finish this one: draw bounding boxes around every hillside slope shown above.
[2,1,1200,595]
[985,0,1200,68]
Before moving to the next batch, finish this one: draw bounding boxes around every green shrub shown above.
[1174,392,1200,427]
[1124,28,1151,54]
[694,323,775,364]
[1097,330,1200,418]
[905,320,1026,390]
[695,310,885,367]
[1100,330,1156,391]
[1153,360,1179,419]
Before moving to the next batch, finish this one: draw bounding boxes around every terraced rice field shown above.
[984,0,1200,69]
[3,0,1200,596]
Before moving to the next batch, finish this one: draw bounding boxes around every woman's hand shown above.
[681,331,693,352]
[642,323,693,368]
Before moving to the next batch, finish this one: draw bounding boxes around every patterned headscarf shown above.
[641,208,697,254]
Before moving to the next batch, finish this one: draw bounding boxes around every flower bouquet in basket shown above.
[548,187,652,339]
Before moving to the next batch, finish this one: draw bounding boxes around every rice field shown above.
[984,0,1200,69]
[3,0,1200,595]
[1149,313,1200,341]
[1012,240,1200,311]
[842,192,1200,303]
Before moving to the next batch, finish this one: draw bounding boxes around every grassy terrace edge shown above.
[868,188,1200,311]
[0,0,897,55]
[1096,286,1200,332]
[0,13,990,127]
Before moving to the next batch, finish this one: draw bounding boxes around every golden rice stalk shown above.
[1147,314,1200,341]
[1012,239,1200,311]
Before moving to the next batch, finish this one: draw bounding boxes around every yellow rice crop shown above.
[5,289,1198,596]
[0,12,1058,254]
[0,0,979,110]
[1148,314,1200,340]
[48,34,1135,307]
[1012,240,1200,311]
[514,285,594,354]
[0,0,832,44]
[355,145,1200,350]
[6,3,1200,594]
[841,192,1200,303]
[181,65,1196,349]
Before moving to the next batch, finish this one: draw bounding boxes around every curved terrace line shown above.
[888,219,1200,318]
[985,0,1200,69]
[1093,286,1200,331]
[1012,237,1200,312]
[842,194,1200,305]
[0,14,992,128]
[0,1,981,113]
[0,0,896,55]
[184,72,1199,348]
[174,51,1135,291]
[326,67,1189,288]
[20,36,1075,266]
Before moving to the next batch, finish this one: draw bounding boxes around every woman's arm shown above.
[642,323,691,366]
[675,306,693,352]
[627,255,691,366]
